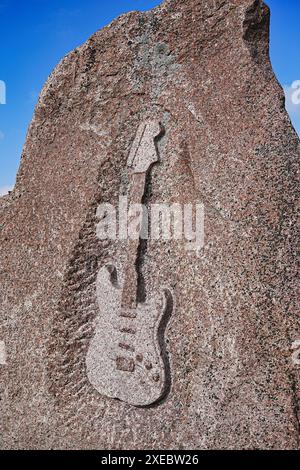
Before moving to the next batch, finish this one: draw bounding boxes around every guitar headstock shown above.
[127,120,164,174]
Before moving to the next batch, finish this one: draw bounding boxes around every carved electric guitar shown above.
[86,120,173,407]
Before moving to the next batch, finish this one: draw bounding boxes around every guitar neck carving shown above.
[121,121,164,312]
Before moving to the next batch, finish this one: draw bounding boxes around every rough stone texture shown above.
[0,0,299,450]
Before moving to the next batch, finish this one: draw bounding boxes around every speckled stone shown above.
[0,0,299,450]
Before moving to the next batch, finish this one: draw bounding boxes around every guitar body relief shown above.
[86,265,173,407]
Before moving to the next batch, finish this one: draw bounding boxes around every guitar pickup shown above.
[119,308,137,319]
[118,342,135,352]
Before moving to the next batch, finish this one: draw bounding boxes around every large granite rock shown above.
[0,0,299,449]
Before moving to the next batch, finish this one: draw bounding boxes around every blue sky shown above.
[0,0,299,194]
